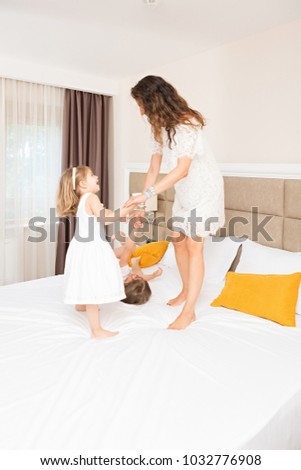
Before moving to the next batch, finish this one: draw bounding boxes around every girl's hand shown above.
[119,203,138,222]
[123,193,147,208]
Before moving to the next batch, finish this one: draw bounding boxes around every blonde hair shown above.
[131,75,206,148]
[121,278,152,305]
[56,165,90,216]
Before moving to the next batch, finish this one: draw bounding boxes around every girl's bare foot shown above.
[168,311,196,330]
[76,305,100,313]
[76,304,86,312]
[167,290,187,306]
[91,328,119,339]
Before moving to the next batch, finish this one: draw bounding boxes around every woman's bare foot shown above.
[167,290,187,306]
[76,304,86,312]
[168,311,196,330]
[91,328,119,339]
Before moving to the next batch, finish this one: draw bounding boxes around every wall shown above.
[112,19,301,208]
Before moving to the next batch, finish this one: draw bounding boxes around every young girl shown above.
[56,165,136,339]
[113,231,162,305]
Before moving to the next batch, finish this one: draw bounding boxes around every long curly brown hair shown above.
[131,76,206,148]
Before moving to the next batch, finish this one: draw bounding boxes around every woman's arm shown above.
[124,153,162,220]
[124,156,191,207]
[142,153,162,191]
[152,156,191,194]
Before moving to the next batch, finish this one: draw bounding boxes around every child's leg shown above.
[130,257,144,276]
[119,232,137,252]
[86,304,118,339]
[112,231,127,246]
[113,231,137,268]
[113,247,124,259]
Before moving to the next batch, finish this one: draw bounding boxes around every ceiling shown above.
[0,0,301,79]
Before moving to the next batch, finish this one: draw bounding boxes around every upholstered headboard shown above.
[129,172,301,252]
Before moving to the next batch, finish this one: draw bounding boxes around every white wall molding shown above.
[219,163,301,179]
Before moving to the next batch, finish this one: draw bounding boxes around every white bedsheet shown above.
[0,266,301,450]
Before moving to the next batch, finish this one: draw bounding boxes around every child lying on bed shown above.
[113,231,163,305]
[76,230,163,310]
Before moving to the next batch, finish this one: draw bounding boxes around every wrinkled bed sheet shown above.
[0,266,301,449]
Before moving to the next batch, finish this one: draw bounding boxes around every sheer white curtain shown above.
[0,78,64,285]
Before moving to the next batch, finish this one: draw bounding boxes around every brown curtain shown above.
[55,89,110,274]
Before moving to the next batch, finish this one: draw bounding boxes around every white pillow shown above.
[161,236,242,286]
[236,239,301,315]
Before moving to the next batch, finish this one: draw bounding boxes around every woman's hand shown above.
[123,193,147,208]
[119,203,139,221]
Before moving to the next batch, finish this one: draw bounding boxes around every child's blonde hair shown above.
[56,165,90,216]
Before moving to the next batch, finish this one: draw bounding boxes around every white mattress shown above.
[1,266,301,450]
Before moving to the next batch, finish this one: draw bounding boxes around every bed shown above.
[1,174,301,450]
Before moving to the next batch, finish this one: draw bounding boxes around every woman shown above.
[124,76,224,330]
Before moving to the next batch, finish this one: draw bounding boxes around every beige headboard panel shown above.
[129,173,301,252]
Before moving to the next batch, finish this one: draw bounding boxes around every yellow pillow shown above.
[211,271,301,327]
[128,241,169,268]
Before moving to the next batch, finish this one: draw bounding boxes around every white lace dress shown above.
[150,123,225,238]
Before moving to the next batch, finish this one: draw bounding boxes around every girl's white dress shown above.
[150,122,225,238]
[63,193,126,304]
